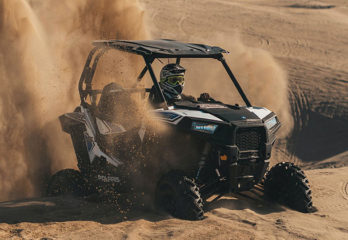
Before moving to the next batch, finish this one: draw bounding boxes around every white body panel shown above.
[80,106,122,167]
[246,107,272,120]
[153,107,223,124]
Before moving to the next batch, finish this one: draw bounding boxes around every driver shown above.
[149,63,212,106]
[149,63,186,105]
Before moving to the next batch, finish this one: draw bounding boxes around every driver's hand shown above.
[199,93,210,102]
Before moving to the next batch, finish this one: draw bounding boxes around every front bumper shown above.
[217,142,271,192]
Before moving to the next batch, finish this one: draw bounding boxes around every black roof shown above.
[93,39,228,58]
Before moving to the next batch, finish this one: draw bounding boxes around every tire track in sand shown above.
[342,181,348,200]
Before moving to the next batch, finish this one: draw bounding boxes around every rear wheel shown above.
[155,171,204,220]
[264,162,313,212]
[47,169,86,197]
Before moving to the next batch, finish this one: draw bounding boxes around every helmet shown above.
[159,63,186,101]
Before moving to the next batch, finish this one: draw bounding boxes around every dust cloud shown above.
[0,0,149,201]
[184,33,293,138]
[0,0,293,202]
[223,34,293,138]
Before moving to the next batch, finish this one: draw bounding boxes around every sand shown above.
[0,0,347,239]
[0,166,347,239]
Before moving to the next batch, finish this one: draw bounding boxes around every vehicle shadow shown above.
[0,188,285,225]
[0,194,168,225]
[205,187,286,215]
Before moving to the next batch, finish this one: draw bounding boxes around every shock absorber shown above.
[195,142,211,181]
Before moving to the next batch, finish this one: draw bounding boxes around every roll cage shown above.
[78,39,252,109]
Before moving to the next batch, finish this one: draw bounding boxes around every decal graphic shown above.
[192,121,218,134]
[97,175,120,183]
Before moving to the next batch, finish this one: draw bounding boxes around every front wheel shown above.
[264,162,314,212]
[155,171,204,220]
[47,169,86,197]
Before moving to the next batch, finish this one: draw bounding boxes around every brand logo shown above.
[97,175,120,183]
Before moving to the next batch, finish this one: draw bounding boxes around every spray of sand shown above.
[0,0,293,201]
[0,0,149,201]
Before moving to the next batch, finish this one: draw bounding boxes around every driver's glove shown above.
[198,92,210,102]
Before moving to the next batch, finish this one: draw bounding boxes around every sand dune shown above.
[0,0,347,239]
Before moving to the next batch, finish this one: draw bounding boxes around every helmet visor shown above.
[166,75,185,86]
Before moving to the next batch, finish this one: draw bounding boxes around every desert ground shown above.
[0,0,347,239]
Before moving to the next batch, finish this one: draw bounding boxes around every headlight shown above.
[265,116,278,130]
[157,112,181,122]
[192,121,218,134]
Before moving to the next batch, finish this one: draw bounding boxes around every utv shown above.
[47,40,313,220]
